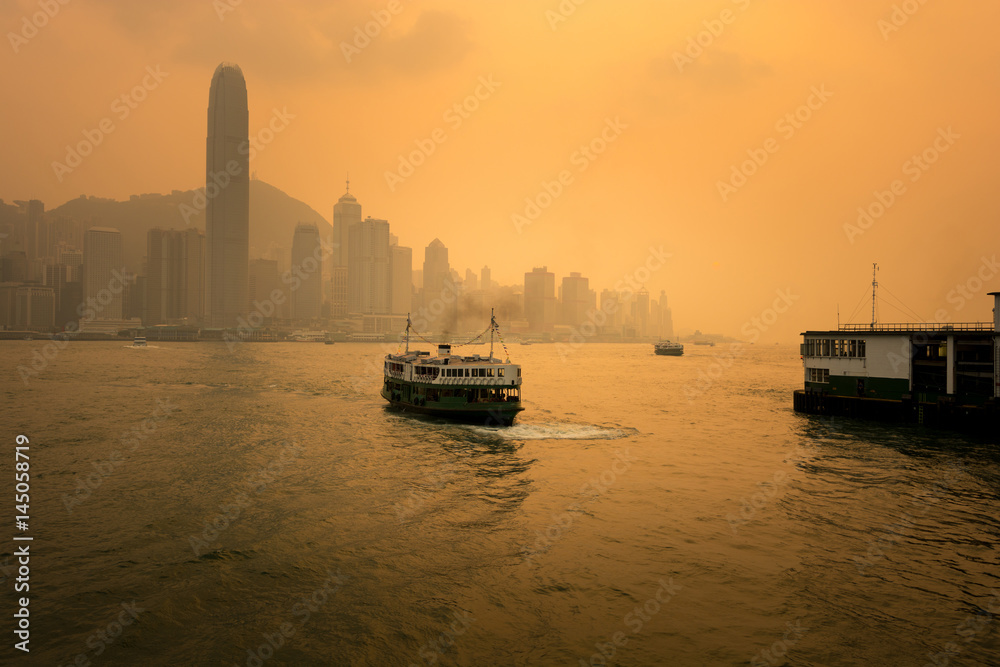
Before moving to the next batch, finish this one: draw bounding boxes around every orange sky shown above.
[2,0,998,340]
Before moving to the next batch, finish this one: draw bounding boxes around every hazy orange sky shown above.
[3,0,998,340]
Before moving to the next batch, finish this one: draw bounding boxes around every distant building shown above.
[205,62,249,328]
[332,182,362,268]
[290,223,323,322]
[330,266,348,319]
[657,290,674,339]
[348,217,390,314]
[524,267,556,332]
[390,242,412,316]
[83,227,124,320]
[561,272,590,328]
[22,200,46,262]
[634,288,650,337]
[249,258,285,324]
[481,265,492,291]
[422,238,450,303]
[15,285,55,329]
[145,228,205,325]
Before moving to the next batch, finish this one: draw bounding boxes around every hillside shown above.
[47,180,330,271]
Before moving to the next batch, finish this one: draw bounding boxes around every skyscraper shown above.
[561,272,590,327]
[83,227,123,320]
[290,223,322,322]
[205,62,249,328]
[390,241,412,316]
[481,266,491,291]
[146,228,205,325]
[422,238,450,302]
[524,267,556,332]
[347,217,390,314]
[332,181,362,268]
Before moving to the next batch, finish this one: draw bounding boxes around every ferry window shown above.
[488,368,494,377]
[820,339,830,357]
[517,368,521,377]
[498,368,505,378]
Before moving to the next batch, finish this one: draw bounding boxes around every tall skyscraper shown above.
[422,238,450,302]
[22,200,46,262]
[146,228,205,325]
[524,267,556,332]
[249,258,282,323]
[332,181,362,268]
[481,266,491,291]
[205,62,249,328]
[290,223,323,322]
[390,241,412,316]
[658,290,674,340]
[347,217,390,314]
[83,227,123,320]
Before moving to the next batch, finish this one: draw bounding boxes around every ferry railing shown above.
[837,322,994,332]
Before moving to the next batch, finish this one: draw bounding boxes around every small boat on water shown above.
[132,335,147,347]
[654,341,684,356]
[382,310,524,425]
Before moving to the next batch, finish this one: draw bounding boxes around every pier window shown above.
[808,368,830,383]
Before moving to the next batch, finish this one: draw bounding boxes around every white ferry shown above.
[382,311,524,425]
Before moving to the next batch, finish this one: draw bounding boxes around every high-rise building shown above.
[146,228,205,325]
[56,246,83,282]
[205,62,249,328]
[22,200,46,262]
[524,267,556,332]
[422,238,450,302]
[634,288,650,337]
[43,263,70,319]
[329,266,348,319]
[561,272,590,328]
[249,258,282,323]
[347,217,390,314]
[481,266,491,291]
[15,285,55,329]
[464,268,478,291]
[332,181,362,268]
[657,290,674,340]
[390,242,412,315]
[290,223,323,322]
[83,227,123,320]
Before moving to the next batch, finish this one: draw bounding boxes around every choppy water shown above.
[2,341,999,666]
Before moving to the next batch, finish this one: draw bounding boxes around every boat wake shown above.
[461,422,636,441]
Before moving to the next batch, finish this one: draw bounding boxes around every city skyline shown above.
[4,2,997,339]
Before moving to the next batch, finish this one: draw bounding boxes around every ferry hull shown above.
[381,388,523,426]
[654,348,683,356]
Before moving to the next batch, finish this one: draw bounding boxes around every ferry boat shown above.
[132,335,147,347]
[382,310,524,425]
[654,341,684,356]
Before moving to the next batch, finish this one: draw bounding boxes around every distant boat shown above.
[654,341,684,356]
[132,335,147,347]
[520,341,533,346]
[324,332,334,345]
[693,340,715,346]
[382,310,524,425]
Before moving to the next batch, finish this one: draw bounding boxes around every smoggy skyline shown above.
[3,0,998,341]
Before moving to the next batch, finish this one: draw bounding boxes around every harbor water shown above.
[2,341,999,665]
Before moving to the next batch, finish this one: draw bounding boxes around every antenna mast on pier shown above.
[870,263,879,330]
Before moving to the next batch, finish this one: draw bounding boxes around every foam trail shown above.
[462,422,636,441]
